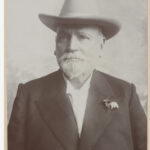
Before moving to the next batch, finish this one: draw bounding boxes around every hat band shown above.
[60,12,100,18]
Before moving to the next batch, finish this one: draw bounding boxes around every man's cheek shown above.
[56,44,67,52]
[56,50,65,58]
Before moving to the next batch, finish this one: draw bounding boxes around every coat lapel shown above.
[79,71,119,150]
[34,70,119,150]
[35,71,79,150]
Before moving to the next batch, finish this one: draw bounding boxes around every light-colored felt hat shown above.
[39,0,121,39]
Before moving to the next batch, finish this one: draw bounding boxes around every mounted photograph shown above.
[7,0,147,150]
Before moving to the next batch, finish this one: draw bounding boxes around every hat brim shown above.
[39,14,121,39]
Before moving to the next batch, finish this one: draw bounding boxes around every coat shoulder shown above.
[97,70,134,98]
[100,71,131,87]
[20,70,62,93]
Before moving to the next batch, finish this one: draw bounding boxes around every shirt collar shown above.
[63,74,92,95]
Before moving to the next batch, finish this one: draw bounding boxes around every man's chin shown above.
[61,67,83,79]
[59,59,95,79]
[60,64,92,80]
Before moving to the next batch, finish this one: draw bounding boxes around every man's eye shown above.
[57,33,69,42]
[78,34,90,40]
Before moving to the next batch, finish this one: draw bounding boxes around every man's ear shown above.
[98,38,105,58]
[54,50,56,56]
[100,38,105,49]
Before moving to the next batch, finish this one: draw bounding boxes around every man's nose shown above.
[67,35,79,52]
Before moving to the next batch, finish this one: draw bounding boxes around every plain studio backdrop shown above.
[6,0,147,121]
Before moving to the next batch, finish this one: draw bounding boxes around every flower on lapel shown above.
[103,98,119,110]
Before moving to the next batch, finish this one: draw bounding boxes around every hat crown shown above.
[60,0,100,17]
[39,0,121,39]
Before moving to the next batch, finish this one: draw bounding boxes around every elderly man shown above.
[8,0,147,150]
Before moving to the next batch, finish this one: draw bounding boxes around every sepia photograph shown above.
[7,0,147,150]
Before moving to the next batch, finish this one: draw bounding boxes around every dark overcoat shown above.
[8,70,147,150]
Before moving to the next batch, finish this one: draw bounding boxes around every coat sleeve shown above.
[129,84,147,150]
[8,84,27,150]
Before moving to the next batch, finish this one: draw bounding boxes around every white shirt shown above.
[64,75,92,136]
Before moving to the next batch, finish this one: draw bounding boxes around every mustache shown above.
[58,52,86,62]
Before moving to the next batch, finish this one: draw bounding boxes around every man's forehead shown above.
[56,24,102,33]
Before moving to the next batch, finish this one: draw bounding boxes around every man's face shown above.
[55,24,105,79]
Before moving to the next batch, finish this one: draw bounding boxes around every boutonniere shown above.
[103,98,119,110]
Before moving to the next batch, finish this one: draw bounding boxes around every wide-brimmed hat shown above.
[39,0,121,39]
